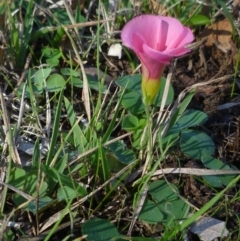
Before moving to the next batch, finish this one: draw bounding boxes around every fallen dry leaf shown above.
[149,0,168,15]
[190,216,229,241]
[68,0,86,10]
[198,18,240,69]
[199,19,232,51]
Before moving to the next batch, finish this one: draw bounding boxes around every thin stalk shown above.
[141,105,153,175]
[0,156,12,212]
[96,0,101,78]
[231,49,240,97]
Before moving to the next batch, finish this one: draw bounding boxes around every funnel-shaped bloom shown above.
[121,15,194,105]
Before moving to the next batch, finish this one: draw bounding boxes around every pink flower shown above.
[121,15,194,105]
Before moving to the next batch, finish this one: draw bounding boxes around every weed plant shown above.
[0,0,240,241]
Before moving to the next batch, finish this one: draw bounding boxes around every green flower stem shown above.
[141,104,153,175]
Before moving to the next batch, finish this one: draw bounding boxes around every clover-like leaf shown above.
[82,218,119,241]
[180,129,215,160]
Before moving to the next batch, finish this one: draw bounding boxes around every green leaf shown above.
[116,74,142,92]
[44,48,61,59]
[161,131,179,147]
[10,167,51,213]
[168,89,195,131]
[57,186,79,201]
[180,129,215,160]
[40,163,87,197]
[33,68,52,89]
[46,73,66,92]
[132,128,148,150]
[9,167,26,189]
[107,140,136,165]
[149,180,179,202]
[220,169,237,186]
[122,115,139,131]
[32,139,40,166]
[201,156,237,187]
[42,47,52,57]
[117,75,174,114]
[202,156,228,169]
[26,174,48,196]
[16,0,35,68]
[33,68,52,80]
[0,1,6,15]
[102,91,125,143]
[42,48,62,67]
[46,57,59,67]
[47,154,68,194]
[169,110,208,133]
[28,196,53,213]
[147,180,189,225]
[54,9,71,24]
[154,78,174,106]
[70,74,107,93]
[64,97,88,153]
[163,109,208,148]
[188,14,210,26]
[202,175,223,188]
[46,91,63,166]
[53,8,85,25]
[98,143,111,184]
[4,229,15,241]
[139,199,163,224]
[17,68,52,98]
[13,194,53,213]
[121,91,145,115]
[9,167,47,196]
[55,154,68,174]
[61,68,80,77]
[53,27,65,48]
[158,198,190,224]
[82,218,119,241]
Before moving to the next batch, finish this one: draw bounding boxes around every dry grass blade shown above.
[127,184,148,236]
[153,168,240,176]
[127,166,240,184]
[80,59,91,121]
[0,180,33,200]
[63,0,83,50]
[14,82,27,143]
[0,87,21,165]
[63,26,91,121]
[36,19,114,33]
[43,71,51,144]
[141,123,153,176]
[7,48,33,107]
[95,83,117,123]
[153,61,176,142]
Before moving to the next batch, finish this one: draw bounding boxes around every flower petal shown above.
[166,26,194,50]
[121,14,194,105]
[143,44,173,64]
[121,15,168,50]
